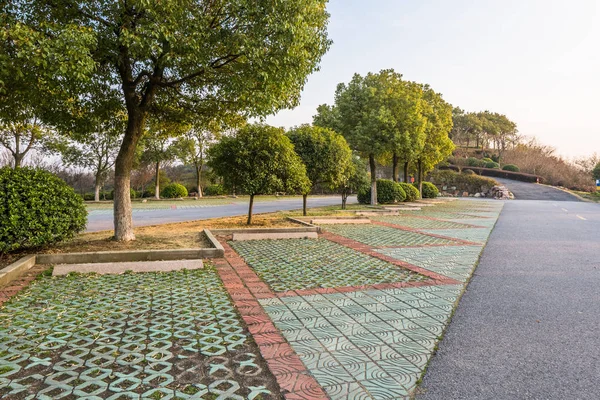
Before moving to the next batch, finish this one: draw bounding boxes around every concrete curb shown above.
[0,255,37,287]
[36,248,222,264]
[211,226,320,235]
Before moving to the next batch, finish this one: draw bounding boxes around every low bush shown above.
[161,183,188,198]
[443,165,541,183]
[484,161,500,169]
[482,157,494,163]
[0,167,87,254]
[430,169,498,194]
[502,164,520,172]
[83,193,95,201]
[462,169,475,175]
[357,179,405,204]
[204,184,225,196]
[417,181,439,198]
[399,182,419,202]
[466,157,482,167]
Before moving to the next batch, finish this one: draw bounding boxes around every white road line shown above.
[577,215,587,220]
[561,208,568,212]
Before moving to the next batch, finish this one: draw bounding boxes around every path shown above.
[494,177,580,201]
[86,195,352,232]
[417,199,600,399]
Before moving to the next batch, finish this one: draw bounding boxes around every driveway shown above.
[86,196,353,232]
[494,177,580,201]
[417,199,600,399]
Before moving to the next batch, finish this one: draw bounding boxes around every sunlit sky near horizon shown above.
[266,0,600,159]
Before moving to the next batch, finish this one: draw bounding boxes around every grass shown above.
[572,190,600,202]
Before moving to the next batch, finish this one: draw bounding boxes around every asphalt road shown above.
[494,177,580,201]
[417,199,600,399]
[86,196,353,232]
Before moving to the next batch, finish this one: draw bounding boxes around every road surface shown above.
[417,199,600,399]
[86,196,353,232]
[494,177,580,201]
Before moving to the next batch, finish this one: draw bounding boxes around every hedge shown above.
[204,184,225,196]
[443,165,542,183]
[0,167,87,253]
[502,164,520,172]
[430,170,498,194]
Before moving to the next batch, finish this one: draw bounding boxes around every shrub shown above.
[482,157,494,163]
[430,170,498,194]
[357,179,405,204]
[418,181,439,198]
[502,164,520,172]
[484,161,500,169]
[161,183,188,198]
[462,169,475,175]
[466,157,480,167]
[204,184,225,196]
[399,182,419,202]
[83,193,95,201]
[0,167,87,253]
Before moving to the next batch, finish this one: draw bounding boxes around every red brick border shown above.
[214,242,329,400]
[0,265,48,307]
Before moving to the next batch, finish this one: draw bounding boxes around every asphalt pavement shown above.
[417,199,600,399]
[494,177,580,201]
[86,196,353,232]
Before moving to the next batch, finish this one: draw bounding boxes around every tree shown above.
[314,70,399,205]
[287,125,352,215]
[592,162,600,181]
[339,155,369,209]
[208,124,310,224]
[0,118,45,168]
[414,85,454,194]
[54,127,121,202]
[8,1,331,241]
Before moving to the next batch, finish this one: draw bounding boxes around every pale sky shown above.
[266,0,600,159]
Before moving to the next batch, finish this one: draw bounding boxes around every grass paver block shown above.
[320,224,456,247]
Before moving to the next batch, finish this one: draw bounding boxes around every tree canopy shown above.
[287,124,353,215]
[4,0,331,240]
[208,124,310,224]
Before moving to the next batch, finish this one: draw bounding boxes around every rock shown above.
[462,191,469,197]
[474,193,481,198]
[142,199,147,203]
[486,185,512,200]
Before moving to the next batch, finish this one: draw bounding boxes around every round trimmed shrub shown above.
[482,157,494,163]
[416,181,439,198]
[484,161,500,169]
[466,157,480,167]
[0,167,87,253]
[357,180,405,204]
[399,182,419,202]
[502,164,520,172]
[462,169,475,175]
[204,184,225,196]
[161,183,188,198]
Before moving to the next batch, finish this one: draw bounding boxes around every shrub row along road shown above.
[418,197,600,399]
[85,196,354,232]
[494,177,581,201]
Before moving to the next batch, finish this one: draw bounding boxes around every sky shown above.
[266,0,600,159]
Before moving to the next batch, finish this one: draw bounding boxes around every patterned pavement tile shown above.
[377,245,485,282]
[371,216,478,230]
[229,238,428,293]
[0,267,282,399]
[420,228,492,243]
[259,285,463,399]
[319,225,456,247]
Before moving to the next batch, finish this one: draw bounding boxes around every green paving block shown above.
[321,224,456,247]
[230,238,427,292]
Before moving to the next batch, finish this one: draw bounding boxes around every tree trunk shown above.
[369,153,377,205]
[341,192,347,210]
[247,194,255,225]
[392,153,398,182]
[13,153,23,169]
[403,161,409,183]
[114,111,145,241]
[417,159,423,198]
[94,182,101,202]
[196,165,203,198]
[154,161,160,199]
[302,194,308,216]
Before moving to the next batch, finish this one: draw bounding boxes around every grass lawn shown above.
[572,190,600,202]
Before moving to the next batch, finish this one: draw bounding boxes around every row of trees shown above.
[1,0,331,241]
[313,69,455,204]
